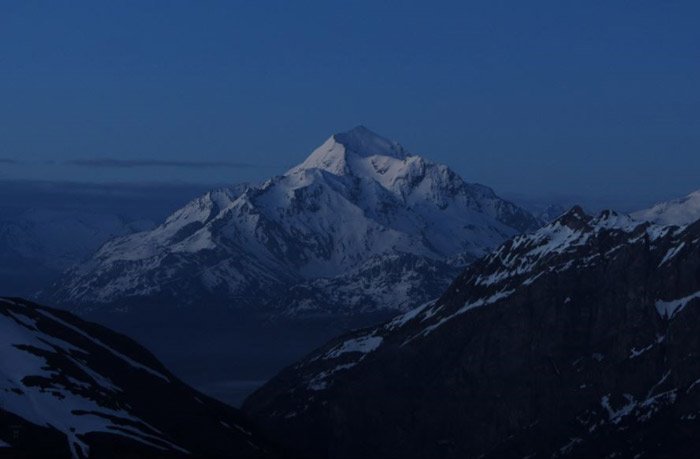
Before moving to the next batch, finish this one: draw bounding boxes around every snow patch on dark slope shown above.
[244,207,700,459]
[46,126,539,317]
[0,297,278,458]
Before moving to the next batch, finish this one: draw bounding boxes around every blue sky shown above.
[0,1,698,206]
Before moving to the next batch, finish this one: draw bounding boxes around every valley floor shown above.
[79,305,395,406]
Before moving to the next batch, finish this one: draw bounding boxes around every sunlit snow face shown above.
[50,127,537,314]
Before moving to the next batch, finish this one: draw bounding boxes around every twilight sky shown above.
[0,1,698,207]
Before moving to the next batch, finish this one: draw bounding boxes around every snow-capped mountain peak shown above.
[288,125,408,176]
[334,125,408,159]
[46,127,539,315]
[632,189,700,226]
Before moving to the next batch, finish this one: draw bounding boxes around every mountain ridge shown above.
[632,189,700,226]
[0,209,154,298]
[45,126,539,316]
[243,206,700,458]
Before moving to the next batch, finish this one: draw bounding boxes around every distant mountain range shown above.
[244,207,700,458]
[0,209,153,297]
[0,297,278,458]
[45,126,540,317]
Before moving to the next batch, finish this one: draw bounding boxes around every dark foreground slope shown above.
[245,207,700,459]
[0,298,279,458]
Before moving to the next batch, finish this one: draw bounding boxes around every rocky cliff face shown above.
[244,207,700,458]
[0,297,278,458]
